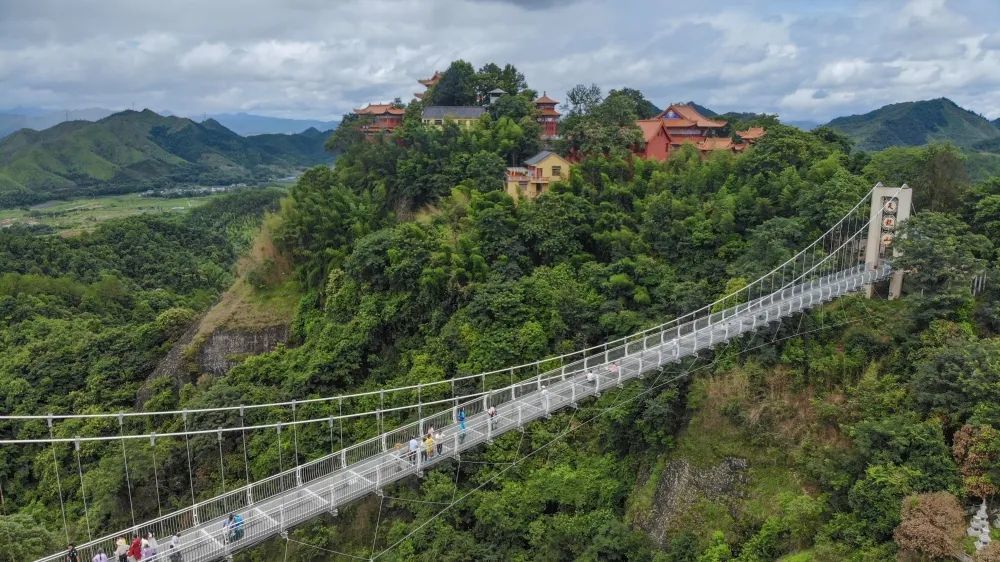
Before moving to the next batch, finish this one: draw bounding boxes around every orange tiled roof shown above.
[538,108,561,117]
[636,119,666,142]
[657,104,727,128]
[661,118,697,128]
[354,103,406,116]
[696,137,735,151]
[737,126,766,140]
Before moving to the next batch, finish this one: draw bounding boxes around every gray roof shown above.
[524,150,557,166]
[422,106,486,119]
[488,88,507,94]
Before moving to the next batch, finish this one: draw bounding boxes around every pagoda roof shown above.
[636,119,666,142]
[422,106,486,119]
[535,92,559,105]
[354,103,406,116]
[488,88,507,94]
[418,71,442,87]
[538,108,561,117]
[656,104,727,128]
[736,126,766,140]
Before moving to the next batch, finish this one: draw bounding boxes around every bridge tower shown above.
[864,183,912,299]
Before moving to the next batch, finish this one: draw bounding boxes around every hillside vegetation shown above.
[1,61,1000,562]
[0,109,332,208]
[825,98,1000,151]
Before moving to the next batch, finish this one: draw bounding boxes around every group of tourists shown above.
[403,427,445,465]
[67,531,181,562]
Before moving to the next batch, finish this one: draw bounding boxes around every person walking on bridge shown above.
[65,544,79,562]
[408,437,419,465]
[145,532,158,556]
[435,429,444,455]
[114,537,128,562]
[127,535,142,561]
[424,433,434,460]
[91,549,109,562]
[488,405,497,430]
[168,533,182,562]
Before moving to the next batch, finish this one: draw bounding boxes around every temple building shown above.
[352,103,406,136]
[534,92,561,139]
[634,103,763,160]
[421,106,486,129]
[414,71,442,100]
[505,150,571,202]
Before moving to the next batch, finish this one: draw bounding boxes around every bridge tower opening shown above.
[864,182,912,299]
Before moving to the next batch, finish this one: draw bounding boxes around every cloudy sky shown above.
[2,0,999,122]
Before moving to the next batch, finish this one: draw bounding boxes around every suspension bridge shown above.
[2,184,911,562]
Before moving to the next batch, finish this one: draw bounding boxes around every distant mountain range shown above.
[0,107,340,139]
[824,98,1000,151]
[0,109,334,208]
[206,113,340,136]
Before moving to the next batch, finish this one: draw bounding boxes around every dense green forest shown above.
[2,60,999,562]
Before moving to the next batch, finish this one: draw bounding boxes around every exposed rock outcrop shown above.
[195,325,289,375]
[635,457,750,548]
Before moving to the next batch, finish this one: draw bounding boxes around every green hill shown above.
[824,98,1000,151]
[0,109,333,207]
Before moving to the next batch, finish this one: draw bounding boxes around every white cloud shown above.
[0,0,998,121]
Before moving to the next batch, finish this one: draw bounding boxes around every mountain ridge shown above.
[0,109,334,207]
[0,107,341,138]
[824,97,1000,151]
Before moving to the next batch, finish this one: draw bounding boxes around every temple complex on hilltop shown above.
[634,103,765,161]
[355,70,563,140]
[352,103,406,136]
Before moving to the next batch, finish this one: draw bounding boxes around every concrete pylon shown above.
[865,183,912,299]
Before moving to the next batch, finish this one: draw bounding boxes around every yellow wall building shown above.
[505,151,571,201]
[421,106,486,129]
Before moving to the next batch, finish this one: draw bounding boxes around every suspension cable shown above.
[74,438,93,542]
[0,185,889,426]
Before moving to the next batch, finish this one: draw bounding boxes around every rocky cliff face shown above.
[196,325,289,375]
[634,457,750,548]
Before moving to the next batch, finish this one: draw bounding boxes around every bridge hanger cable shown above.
[150,434,163,518]
[48,418,70,545]
[73,439,93,542]
[0,187,891,425]
[118,415,137,531]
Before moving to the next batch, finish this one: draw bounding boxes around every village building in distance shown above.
[505,150,572,202]
[634,103,765,161]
